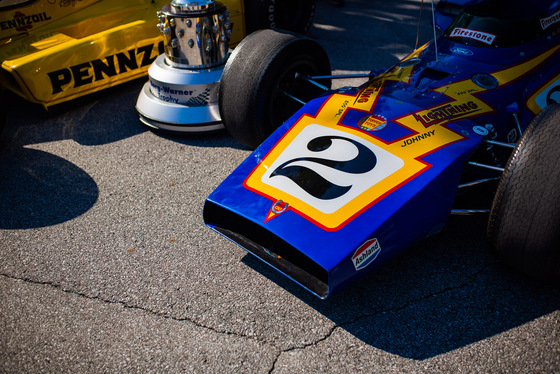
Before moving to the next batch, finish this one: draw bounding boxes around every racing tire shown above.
[244,0,316,34]
[487,104,560,283]
[218,29,331,149]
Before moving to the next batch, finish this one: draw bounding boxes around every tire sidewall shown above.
[248,38,330,138]
[219,29,330,149]
[487,103,560,282]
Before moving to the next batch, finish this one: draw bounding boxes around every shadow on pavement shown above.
[0,79,242,230]
[0,80,145,230]
[0,147,98,229]
[312,0,434,72]
[0,79,147,149]
[242,214,560,359]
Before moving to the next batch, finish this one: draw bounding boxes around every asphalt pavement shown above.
[1,0,559,372]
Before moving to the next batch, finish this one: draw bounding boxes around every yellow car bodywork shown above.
[0,0,245,108]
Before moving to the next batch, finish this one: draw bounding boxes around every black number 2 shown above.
[271,136,377,200]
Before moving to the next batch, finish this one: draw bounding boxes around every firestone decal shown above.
[540,9,560,30]
[450,27,497,45]
[334,99,350,118]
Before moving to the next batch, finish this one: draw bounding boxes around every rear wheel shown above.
[487,104,560,283]
[218,29,331,149]
[244,0,316,34]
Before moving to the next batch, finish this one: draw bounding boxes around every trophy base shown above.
[135,54,225,133]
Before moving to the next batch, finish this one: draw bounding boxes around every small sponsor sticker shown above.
[358,114,388,132]
[264,200,289,222]
[411,100,480,128]
[352,238,381,271]
[450,47,473,56]
[540,9,560,30]
[450,27,497,45]
[473,125,489,136]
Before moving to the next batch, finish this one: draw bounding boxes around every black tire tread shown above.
[487,103,560,282]
[218,29,330,149]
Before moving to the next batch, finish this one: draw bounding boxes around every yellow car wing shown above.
[0,0,245,107]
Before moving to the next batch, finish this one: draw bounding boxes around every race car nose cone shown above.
[136,0,231,133]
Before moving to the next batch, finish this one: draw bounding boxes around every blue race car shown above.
[204,0,560,298]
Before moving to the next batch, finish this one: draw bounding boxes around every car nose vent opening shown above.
[203,201,329,298]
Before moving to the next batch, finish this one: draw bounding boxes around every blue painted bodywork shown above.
[204,1,560,298]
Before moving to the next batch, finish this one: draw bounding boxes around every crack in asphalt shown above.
[2,262,495,373]
[0,272,281,357]
[267,262,495,372]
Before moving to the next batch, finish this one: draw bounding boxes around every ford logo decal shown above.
[450,47,473,56]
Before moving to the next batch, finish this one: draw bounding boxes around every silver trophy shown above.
[136,0,231,132]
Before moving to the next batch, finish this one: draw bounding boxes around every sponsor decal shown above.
[47,42,164,94]
[1,11,51,31]
[352,238,381,271]
[400,129,435,147]
[450,47,473,56]
[411,101,480,127]
[348,79,385,113]
[334,99,350,118]
[472,125,489,136]
[396,44,560,132]
[265,200,289,222]
[540,9,560,30]
[2,29,58,55]
[358,114,387,132]
[355,80,383,104]
[149,82,194,99]
[246,49,560,230]
[149,82,212,106]
[449,27,497,45]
